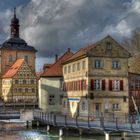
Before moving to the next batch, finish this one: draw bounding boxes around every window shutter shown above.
[65,83,67,91]
[84,80,86,90]
[102,80,105,90]
[79,80,81,91]
[109,80,112,91]
[120,80,123,91]
[80,80,84,90]
[74,81,76,91]
[69,82,71,91]
[90,79,94,90]
[75,81,77,90]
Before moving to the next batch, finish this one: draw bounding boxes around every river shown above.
[0,129,139,140]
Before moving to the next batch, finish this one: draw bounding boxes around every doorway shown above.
[95,103,101,118]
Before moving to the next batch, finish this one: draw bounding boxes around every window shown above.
[123,96,126,102]
[112,60,120,69]
[32,88,35,93]
[106,42,112,50]
[48,95,55,105]
[104,103,109,112]
[14,88,17,93]
[82,61,85,69]
[64,66,67,74]
[23,80,26,84]
[72,64,75,72]
[95,60,102,69]
[24,55,28,63]
[25,88,28,93]
[113,80,120,91]
[18,88,22,93]
[8,55,13,63]
[77,62,80,71]
[31,80,34,84]
[15,80,18,84]
[94,80,101,90]
[81,101,86,111]
[68,65,71,73]
[112,103,119,110]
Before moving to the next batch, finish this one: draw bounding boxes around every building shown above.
[129,54,140,114]
[62,35,131,117]
[2,59,37,104]
[0,8,38,106]
[39,49,73,113]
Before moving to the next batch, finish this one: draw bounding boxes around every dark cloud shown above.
[0,0,139,70]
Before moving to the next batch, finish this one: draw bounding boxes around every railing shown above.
[33,110,140,133]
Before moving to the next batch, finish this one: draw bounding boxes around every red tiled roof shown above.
[41,50,73,77]
[64,44,95,63]
[3,59,24,78]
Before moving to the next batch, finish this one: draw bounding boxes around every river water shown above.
[0,129,139,140]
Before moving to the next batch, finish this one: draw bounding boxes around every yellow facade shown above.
[2,61,37,103]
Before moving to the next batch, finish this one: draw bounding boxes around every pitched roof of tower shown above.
[41,49,73,77]
[3,59,24,78]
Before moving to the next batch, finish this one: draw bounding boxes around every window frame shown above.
[94,60,102,69]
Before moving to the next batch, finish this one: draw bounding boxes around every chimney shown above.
[55,54,58,61]
[68,48,70,52]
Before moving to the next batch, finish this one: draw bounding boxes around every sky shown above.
[0,0,139,71]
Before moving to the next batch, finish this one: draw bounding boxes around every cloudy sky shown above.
[0,0,139,71]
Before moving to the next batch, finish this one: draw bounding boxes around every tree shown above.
[122,28,140,55]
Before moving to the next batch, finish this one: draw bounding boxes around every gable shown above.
[14,61,36,78]
[87,36,130,58]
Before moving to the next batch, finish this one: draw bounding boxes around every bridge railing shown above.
[33,110,140,132]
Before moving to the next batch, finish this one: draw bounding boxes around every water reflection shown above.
[0,129,139,140]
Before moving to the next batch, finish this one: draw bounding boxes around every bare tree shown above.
[122,28,140,55]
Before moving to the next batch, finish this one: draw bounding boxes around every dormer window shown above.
[106,42,112,50]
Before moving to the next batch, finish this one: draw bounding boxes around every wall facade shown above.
[62,36,130,118]
[39,77,63,113]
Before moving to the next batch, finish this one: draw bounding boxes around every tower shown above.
[10,8,20,38]
[0,8,37,74]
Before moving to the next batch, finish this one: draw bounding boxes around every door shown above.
[95,103,101,118]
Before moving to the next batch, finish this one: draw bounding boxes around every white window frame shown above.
[112,103,119,110]
[94,80,101,90]
[113,80,120,91]
[95,60,102,69]
[112,60,120,69]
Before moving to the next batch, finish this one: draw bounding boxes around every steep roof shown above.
[63,35,131,64]
[3,59,24,78]
[41,50,73,77]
